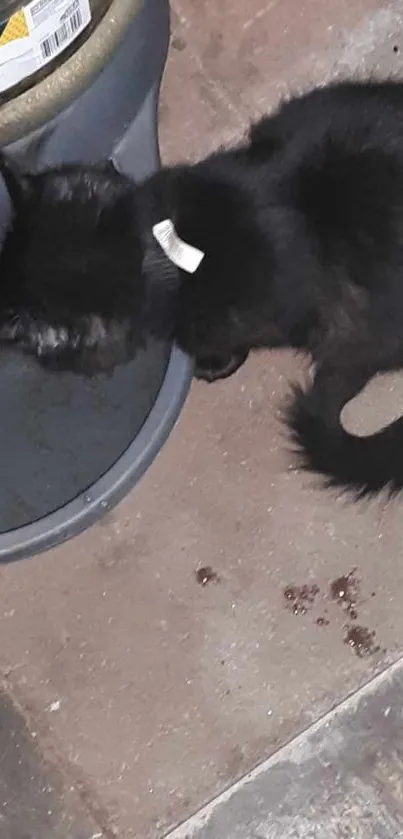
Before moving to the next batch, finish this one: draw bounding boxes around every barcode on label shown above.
[40,8,82,59]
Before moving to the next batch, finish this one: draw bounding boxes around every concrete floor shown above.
[3,1,403,837]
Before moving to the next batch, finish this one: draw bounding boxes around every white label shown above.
[152,219,205,274]
[0,0,91,93]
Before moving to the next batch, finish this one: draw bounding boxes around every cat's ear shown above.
[0,153,32,210]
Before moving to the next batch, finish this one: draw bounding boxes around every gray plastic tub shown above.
[0,0,193,562]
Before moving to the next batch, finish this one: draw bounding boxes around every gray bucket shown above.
[0,0,193,562]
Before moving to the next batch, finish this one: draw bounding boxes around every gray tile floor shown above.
[167,660,403,839]
[0,690,102,838]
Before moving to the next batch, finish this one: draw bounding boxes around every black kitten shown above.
[3,79,403,497]
[0,158,186,372]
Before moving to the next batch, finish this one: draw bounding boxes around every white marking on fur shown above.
[152,219,205,274]
[36,326,69,354]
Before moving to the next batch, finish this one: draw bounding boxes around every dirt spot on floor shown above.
[330,569,360,619]
[284,584,320,616]
[171,35,187,51]
[196,566,220,586]
[316,617,330,627]
[343,624,380,658]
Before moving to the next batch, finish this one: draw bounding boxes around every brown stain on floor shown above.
[330,569,359,620]
[196,566,220,586]
[283,584,320,616]
[283,571,384,658]
[343,625,381,658]
[316,617,330,627]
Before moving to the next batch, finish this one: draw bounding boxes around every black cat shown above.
[2,79,403,498]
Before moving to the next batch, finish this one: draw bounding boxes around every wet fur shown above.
[3,80,403,495]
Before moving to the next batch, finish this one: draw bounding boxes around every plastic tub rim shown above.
[0,344,193,563]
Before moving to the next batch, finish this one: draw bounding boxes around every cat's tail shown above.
[286,383,403,498]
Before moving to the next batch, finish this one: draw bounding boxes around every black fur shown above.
[3,80,403,496]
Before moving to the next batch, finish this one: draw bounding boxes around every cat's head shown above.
[0,155,152,374]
